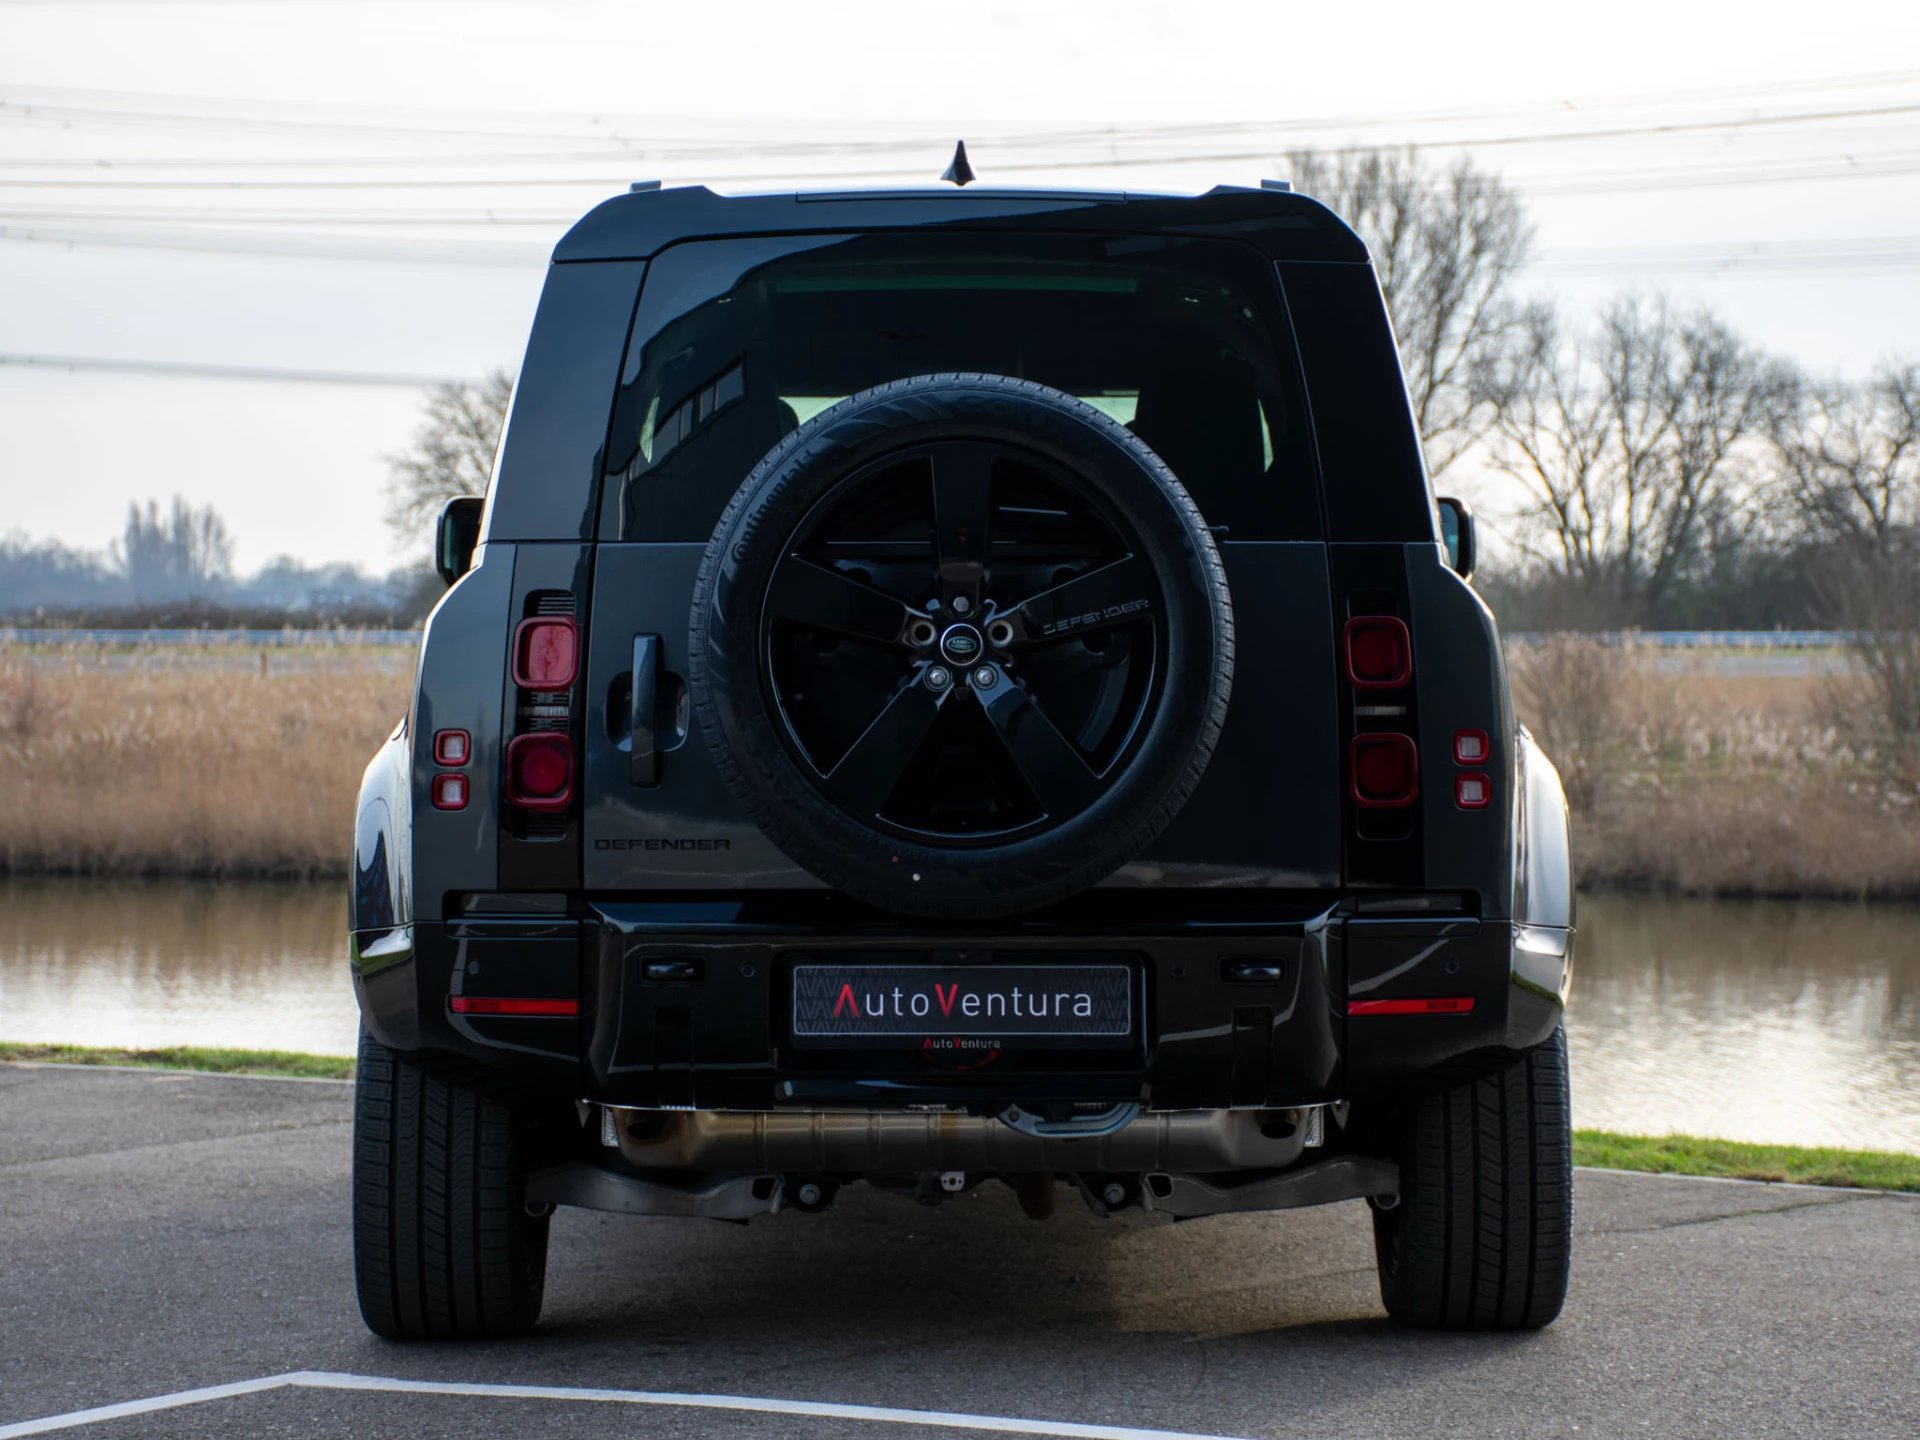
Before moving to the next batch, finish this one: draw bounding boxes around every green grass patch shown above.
[1575,1129,1920,1193]
[0,1041,353,1080]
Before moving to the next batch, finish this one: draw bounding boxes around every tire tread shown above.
[1374,1027,1572,1330]
[351,1029,547,1340]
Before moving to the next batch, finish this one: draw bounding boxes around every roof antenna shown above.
[941,140,975,187]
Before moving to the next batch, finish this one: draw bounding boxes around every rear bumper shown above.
[352,898,1569,1110]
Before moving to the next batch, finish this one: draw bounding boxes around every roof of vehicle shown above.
[552,183,1370,265]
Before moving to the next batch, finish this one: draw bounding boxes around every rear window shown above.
[599,231,1320,542]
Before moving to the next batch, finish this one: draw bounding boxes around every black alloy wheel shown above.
[691,373,1234,919]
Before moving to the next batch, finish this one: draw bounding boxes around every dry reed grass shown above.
[0,644,410,879]
[3,641,1916,896]
[1510,640,1920,899]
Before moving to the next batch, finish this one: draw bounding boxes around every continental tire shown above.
[690,372,1233,919]
[1372,1025,1574,1330]
[351,1028,549,1340]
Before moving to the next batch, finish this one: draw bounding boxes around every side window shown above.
[599,232,1321,542]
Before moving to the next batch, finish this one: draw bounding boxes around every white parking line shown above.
[0,1373,302,1438]
[0,1370,1255,1440]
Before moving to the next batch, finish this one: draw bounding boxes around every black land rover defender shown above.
[349,181,1575,1340]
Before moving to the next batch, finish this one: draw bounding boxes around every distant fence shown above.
[1504,630,1858,649]
[0,626,1863,651]
[0,628,420,647]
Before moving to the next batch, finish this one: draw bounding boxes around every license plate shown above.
[791,963,1134,1050]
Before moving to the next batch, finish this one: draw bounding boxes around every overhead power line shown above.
[0,203,574,225]
[6,146,1920,235]
[5,146,1920,211]
[3,99,1920,194]
[0,221,547,265]
[0,352,480,386]
[1535,233,1920,276]
[3,67,1917,149]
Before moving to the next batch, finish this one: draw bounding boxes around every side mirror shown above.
[434,496,485,588]
[1437,496,1476,582]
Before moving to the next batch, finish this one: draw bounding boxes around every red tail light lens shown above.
[506,733,574,810]
[432,729,470,766]
[1350,733,1419,808]
[1343,615,1411,689]
[430,773,469,811]
[512,618,579,691]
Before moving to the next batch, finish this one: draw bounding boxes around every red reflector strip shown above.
[450,996,579,1017]
[1347,997,1476,1016]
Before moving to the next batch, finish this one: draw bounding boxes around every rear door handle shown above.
[630,634,660,786]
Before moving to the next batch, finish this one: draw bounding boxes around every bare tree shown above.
[1773,359,1920,754]
[1774,359,1919,546]
[1481,294,1798,625]
[113,496,235,601]
[384,369,513,545]
[1285,148,1532,477]
[1506,634,1637,812]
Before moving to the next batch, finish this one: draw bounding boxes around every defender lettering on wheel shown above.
[348,180,1577,1340]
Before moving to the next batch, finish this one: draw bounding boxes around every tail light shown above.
[1343,615,1411,689]
[431,773,469,810]
[1350,732,1418,808]
[1455,772,1491,809]
[512,618,579,690]
[506,733,574,810]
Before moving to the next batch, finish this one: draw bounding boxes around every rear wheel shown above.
[351,1028,549,1340]
[1371,1025,1573,1330]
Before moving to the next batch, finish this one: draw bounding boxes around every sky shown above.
[3,0,1919,572]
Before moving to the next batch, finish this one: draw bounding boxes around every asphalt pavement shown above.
[1,1064,1915,1439]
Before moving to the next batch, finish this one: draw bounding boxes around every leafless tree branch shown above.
[1285,149,1532,479]
[384,369,515,547]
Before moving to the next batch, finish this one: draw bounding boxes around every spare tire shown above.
[690,373,1232,919]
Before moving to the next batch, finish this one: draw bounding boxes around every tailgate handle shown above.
[630,634,660,786]
[1223,958,1285,982]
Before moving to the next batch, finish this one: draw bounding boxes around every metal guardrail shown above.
[0,628,421,646]
[1504,630,1859,649]
[0,626,1865,650]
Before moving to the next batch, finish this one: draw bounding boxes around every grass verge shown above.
[0,1041,353,1080]
[1574,1129,1920,1192]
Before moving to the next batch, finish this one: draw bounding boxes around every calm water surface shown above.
[2,881,1915,1151]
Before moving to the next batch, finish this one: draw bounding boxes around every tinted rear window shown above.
[599,231,1320,541]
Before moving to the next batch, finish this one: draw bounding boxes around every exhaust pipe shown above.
[608,1107,1314,1174]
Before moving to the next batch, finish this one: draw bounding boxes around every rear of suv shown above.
[348,181,1575,1340]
